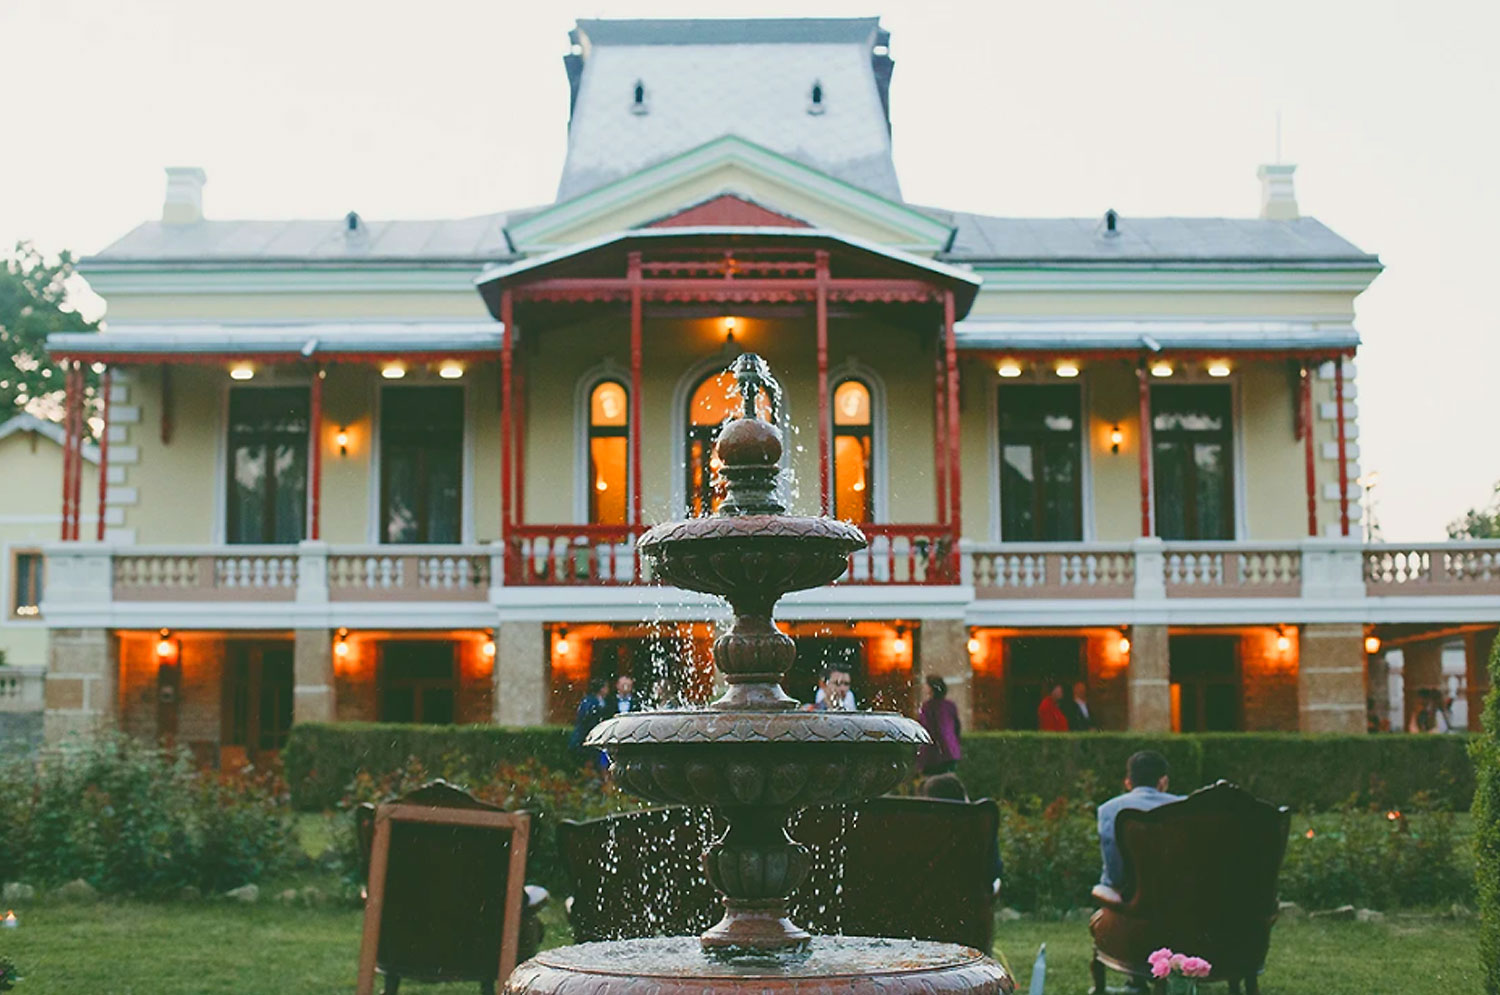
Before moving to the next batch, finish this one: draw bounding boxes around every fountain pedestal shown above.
[505,354,1013,995]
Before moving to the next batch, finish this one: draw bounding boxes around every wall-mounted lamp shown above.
[335,427,349,457]
[1110,425,1123,454]
[1276,627,1293,654]
[1364,634,1382,655]
[229,364,255,381]
[482,633,497,659]
[1117,630,1131,656]
[555,627,571,657]
[334,628,350,660]
[966,635,982,656]
[997,360,1023,378]
[381,363,406,380]
[891,625,909,657]
[438,361,464,380]
[723,316,738,344]
[155,628,178,661]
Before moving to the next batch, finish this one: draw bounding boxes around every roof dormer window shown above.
[631,79,649,115]
[807,80,826,115]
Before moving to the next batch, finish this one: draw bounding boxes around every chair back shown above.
[1114,781,1290,972]
[561,795,998,950]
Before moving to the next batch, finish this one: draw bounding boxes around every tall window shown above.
[226,387,308,544]
[685,370,773,517]
[1169,635,1241,731]
[832,379,873,522]
[588,380,629,525]
[11,550,42,618]
[998,385,1082,541]
[1153,385,1235,540]
[381,387,464,544]
[379,641,458,724]
[223,642,293,759]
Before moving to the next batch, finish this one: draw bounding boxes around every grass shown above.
[0,898,1480,994]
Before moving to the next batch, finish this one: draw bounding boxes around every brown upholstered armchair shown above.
[1089,781,1290,995]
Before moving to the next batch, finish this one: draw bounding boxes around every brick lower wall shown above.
[1240,628,1299,731]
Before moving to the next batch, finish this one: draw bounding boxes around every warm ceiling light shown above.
[997,360,1022,378]
[1207,361,1232,378]
[381,364,406,380]
[1055,362,1080,378]
[229,364,255,381]
[967,636,981,655]
[1150,362,1174,378]
[1364,635,1382,655]
[438,362,464,379]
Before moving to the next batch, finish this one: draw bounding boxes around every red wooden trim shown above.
[160,364,174,445]
[514,276,939,300]
[59,363,75,540]
[944,292,962,541]
[97,369,111,542]
[815,251,830,515]
[69,363,84,540]
[309,366,323,541]
[1335,357,1350,536]
[629,253,644,536]
[514,329,527,528]
[1302,363,1317,537]
[933,332,947,526]
[500,290,514,541]
[1138,364,1154,537]
[646,195,811,229]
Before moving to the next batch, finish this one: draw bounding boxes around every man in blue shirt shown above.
[1095,751,1183,897]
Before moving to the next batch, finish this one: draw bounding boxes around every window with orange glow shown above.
[588,380,628,525]
[832,379,873,522]
[686,370,774,517]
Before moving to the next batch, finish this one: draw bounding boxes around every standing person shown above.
[568,677,611,771]
[610,674,638,715]
[1095,751,1184,898]
[917,676,962,775]
[811,666,856,711]
[1063,680,1098,731]
[1037,681,1069,731]
[648,677,681,710]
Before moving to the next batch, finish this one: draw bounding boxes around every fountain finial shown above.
[715,353,784,517]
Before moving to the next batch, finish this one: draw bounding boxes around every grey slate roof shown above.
[558,19,901,202]
[0,413,98,462]
[48,322,502,358]
[935,213,1377,264]
[86,213,517,263]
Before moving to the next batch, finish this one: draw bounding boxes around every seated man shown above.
[1094,750,1183,901]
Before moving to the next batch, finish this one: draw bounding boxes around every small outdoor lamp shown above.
[381,363,406,380]
[335,427,350,457]
[723,316,738,344]
[1054,361,1079,378]
[997,360,1022,378]
[334,628,350,660]
[966,635,981,657]
[1207,360,1232,378]
[555,627,571,657]
[482,633,497,659]
[1276,627,1293,654]
[229,363,255,381]
[1117,629,1131,656]
[155,628,177,661]
[1110,425,1123,454]
[891,625,909,657]
[1364,634,1382,655]
[438,361,464,380]
[1150,361,1174,378]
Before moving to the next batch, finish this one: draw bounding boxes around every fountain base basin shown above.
[506,936,1015,995]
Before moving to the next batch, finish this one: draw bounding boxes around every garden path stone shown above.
[224,884,259,903]
[1355,908,1384,923]
[2,883,34,903]
[55,879,98,904]
[1310,904,1356,920]
[1277,900,1305,918]
[997,907,1024,921]
[278,889,299,904]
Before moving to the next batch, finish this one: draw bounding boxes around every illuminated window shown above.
[832,379,873,522]
[588,380,629,525]
[686,370,774,517]
[11,551,42,618]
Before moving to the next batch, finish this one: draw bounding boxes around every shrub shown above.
[0,734,292,897]
[333,755,635,894]
[1279,806,1471,910]
[995,795,1099,913]
[285,723,573,810]
[1473,637,1500,992]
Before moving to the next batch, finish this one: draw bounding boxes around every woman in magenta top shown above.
[917,676,962,775]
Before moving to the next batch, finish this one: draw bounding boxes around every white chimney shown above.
[162,167,207,224]
[1257,163,1298,220]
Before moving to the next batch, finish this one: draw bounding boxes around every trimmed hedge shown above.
[958,732,1475,811]
[288,723,1476,813]
[286,723,572,810]
[1472,638,1499,993]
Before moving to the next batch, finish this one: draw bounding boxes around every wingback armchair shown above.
[1089,781,1291,995]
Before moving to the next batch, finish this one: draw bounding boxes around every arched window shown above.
[832,378,874,522]
[588,380,628,525]
[685,369,774,517]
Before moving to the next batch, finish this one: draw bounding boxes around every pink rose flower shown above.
[1181,956,1213,978]
[1170,954,1187,971]
[1148,948,1174,967]
[1151,958,1172,978]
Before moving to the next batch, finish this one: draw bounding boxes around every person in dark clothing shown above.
[1062,680,1098,731]
[568,677,611,771]
[605,674,637,716]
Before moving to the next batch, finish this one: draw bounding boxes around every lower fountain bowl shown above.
[506,936,1015,995]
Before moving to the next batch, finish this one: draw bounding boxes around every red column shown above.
[1301,362,1318,537]
[514,330,527,528]
[59,362,76,540]
[309,365,323,541]
[932,333,947,526]
[500,290,514,543]
[159,364,174,445]
[943,291,961,539]
[1335,354,1351,536]
[815,251,830,515]
[1137,363,1154,537]
[628,252,644,530]
[97,368,111,541]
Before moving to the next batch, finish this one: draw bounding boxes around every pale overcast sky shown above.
[1,0,1495,539]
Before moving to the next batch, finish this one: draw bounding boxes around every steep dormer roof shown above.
[558,18,901,203]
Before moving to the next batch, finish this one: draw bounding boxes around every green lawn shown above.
[0,899,1480,994]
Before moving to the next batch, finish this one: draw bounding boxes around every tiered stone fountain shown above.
[507,355,1013,995]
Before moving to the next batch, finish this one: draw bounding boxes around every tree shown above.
[0,241,98,422]
[1472,636,1500,992]
[1448,482,1500,540]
